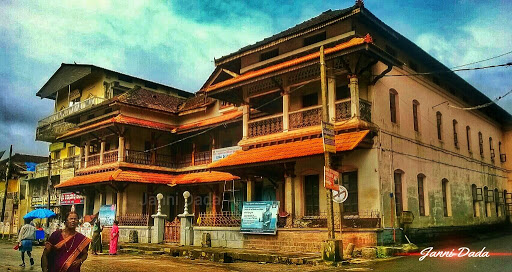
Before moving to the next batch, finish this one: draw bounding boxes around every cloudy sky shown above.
[1,0,511,158]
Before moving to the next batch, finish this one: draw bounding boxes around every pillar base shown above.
[151,213,167,244]
[178,213,195,246]
[322,239,343,263]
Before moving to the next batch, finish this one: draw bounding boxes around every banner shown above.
[99,205,116,226]
[60,192,84,205]
[322,122,335,153]
[241,201,279,235]
[324,167,340,190]
[212,146,242,162]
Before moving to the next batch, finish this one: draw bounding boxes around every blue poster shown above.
[99,205,116,226]
[241,201,279,235]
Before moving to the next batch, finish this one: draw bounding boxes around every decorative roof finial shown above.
[355,0,364,8]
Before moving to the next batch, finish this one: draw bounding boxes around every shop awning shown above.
[55,169,239,188]
[209,130,370,168]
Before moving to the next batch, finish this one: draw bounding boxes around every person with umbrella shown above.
[17,218,36,267]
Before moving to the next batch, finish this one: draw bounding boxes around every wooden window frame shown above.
[412,100,419,132]
[304,175,320,216]
[417,174,425,216]
[436,112,442,140]
[390,90,398,124]
[393,170,403,216]
[453,120,459,148]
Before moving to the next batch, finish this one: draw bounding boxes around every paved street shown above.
[1,232,512,272]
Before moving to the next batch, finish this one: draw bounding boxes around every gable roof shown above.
[37,63,192,99]
[215,7,355,65]
[113,87,186,114]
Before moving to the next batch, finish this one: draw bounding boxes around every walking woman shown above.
[17,219,36,267]
[41,211,91,272]
[91,219,102,255]
[109,220,119,255]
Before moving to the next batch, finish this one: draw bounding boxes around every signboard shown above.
[322,122,336,153]
[324,167,340,190]
[333,185,348,204]
[241,201,279,235]
[98,205,116,226]
[32,195,59,207]
[212,146,242,162]
[60,192,84,205]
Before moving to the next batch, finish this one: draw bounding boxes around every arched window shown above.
[394,170,404,216]
[442,179,450,217]
[471,184,479,217]
[417,174,426,216]
[466,126,471,152]
[484,186,490,217]
[478,132,484,157]
[412,100,420,132]
[436,112,443,140]
[389,89,399,124]
[495,188,500,216]
[453,120,459,148]
[489,137,495,162]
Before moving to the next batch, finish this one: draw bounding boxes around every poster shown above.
[324,166,340,190]
[98,204,116,226]
[241,201,279,235]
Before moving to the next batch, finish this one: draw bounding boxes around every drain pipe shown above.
[371,64,392,85]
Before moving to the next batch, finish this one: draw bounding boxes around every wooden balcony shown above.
[289,105,321,130]
[248,114,283,138]
[37,96,106,127]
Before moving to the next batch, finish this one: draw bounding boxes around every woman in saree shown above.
[90,219,102,255]
[109,220,119,255]
[41,211,91,272]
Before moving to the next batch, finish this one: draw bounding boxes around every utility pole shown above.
[320,46,335,239]
[47,154,52,211]
[1,145,12,222]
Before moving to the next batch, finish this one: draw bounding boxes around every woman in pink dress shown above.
[109,221,119,255]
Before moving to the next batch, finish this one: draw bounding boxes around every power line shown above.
[448,89,512,110]
[382,62,512,78]
[450,50,512,69]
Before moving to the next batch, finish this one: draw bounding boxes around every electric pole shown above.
[1,145,12,222]
[47,154,52,210]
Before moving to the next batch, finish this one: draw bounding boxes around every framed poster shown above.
[98,204,116,226]
[241,201,279,235]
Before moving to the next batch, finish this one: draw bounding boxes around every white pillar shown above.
[242,104,249,139]
[283,91,290,132]
[328,75,336,122]
[118,136,125,162]
[84,141,90,168]
[99,140,106,165]
[349,76,360,118]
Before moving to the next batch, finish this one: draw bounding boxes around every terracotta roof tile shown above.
[58,115,175,139]
[205,36,371,92]
[114,88,186,113]
[176,111,243,132]
[209,130,369,168]
[178,95,216,112]
[55,169,238,188]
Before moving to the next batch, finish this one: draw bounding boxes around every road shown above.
[1,232,512,272]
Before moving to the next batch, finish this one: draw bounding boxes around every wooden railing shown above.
[155,153,176,168]
[164,217,180,243]
[360,99,372,122]
[125,149,151,165]
[194,151,212,166]
[335,99,351,121]
[87,154,100,167]
[289,105,322,130]
[103,150,118,164]
[37,96,106,127]
[248,114,283,138]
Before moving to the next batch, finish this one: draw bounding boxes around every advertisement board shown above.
[241,201,279,235]
[212,146,242,162]
[60,192,84,205]
[324,166,340,190]
[98,204,116,226]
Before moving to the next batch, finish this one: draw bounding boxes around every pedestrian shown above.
[17,219,36,267]
[41,211,91,272]
[91,219,103,255]
[109,220,119,255]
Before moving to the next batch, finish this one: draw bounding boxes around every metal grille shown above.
[117,213,150,226]
[197,212,242,227]
[360,99,372,122]
[335,100,351,121]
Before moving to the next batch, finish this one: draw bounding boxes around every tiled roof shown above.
[205,36,371,92]
[209,130,369,168]
[216,7,354,64]
[178,95,216,113]
[57,115,175,139]
[114,87,186,113]
[55,169,238,188]
[176,111,243,132]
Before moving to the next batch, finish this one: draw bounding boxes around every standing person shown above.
[17,219,36,267]
[109,220,119,255]
[90,219,102,255]
[41,211,91,272]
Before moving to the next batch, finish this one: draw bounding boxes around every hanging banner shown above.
[241,201,279,235]
[322,121,336,153]
[98,205,116,226]
[324,166,340,190]
[212,146,242,162]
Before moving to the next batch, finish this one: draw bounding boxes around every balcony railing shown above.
[248,114,283,138]
[125,150,151,165]
[37,96,107,127]
[360,99,372,122]
[36,120,77,142]
[155,153,176,168]
[87,154,100,167]
[33,156,78,178]
[335,99,351,121]
[194,151,212,166]
[103,150,119,164]
[289,105,322,130]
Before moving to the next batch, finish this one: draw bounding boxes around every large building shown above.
[33,2,511,252]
